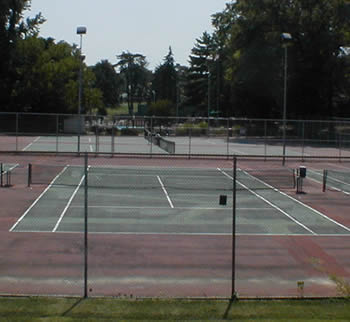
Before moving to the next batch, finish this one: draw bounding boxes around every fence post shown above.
[227,118,230,160]
[84,152,88,298]
[231,156,237,299]
[15,113,19,152]
[189,122,192,159]
[78,115,81,155]
[264,120,267,161]
[56,114,59,153]
[111,116,116,156]
[338,122,342,162]
[150,116,153,158]
[95,118,99,156]
[301,121,305,162]
[0,163,3,187]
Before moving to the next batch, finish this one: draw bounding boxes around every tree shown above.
[147,99,175,117]
[209,0,350,118]
[115,51,150,115]
[92,60,121,109]
[153,47,178,103]
[12,36,103,114]
[0,0,45,111]
[185,32,217,116]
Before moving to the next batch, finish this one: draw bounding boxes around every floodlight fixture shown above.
[281,32,292,41]
[77,26,87,35]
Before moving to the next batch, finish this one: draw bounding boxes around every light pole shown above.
[77,26,87,154]
[281,33,292,165]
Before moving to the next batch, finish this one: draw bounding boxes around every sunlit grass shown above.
[0,297,348,321]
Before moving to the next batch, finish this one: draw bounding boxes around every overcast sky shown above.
[26,0,229,70]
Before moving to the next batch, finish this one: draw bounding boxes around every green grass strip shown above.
[0,297,349,321]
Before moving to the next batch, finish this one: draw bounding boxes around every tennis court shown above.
[10,165,350,236]
[1,154,349,298]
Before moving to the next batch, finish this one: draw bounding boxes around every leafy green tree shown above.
[91,60,121,108]
[210,0,350,118]
[0,0,45,111]
[185,32,217,116]
[147,99,175,117]
[153,47,178,103]
[115,51,150,115]
[12,36,103,114]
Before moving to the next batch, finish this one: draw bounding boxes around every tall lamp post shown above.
[77,26,87,154]
[207,54,219,135]
[281,33,292,165]
[77,26,88,299]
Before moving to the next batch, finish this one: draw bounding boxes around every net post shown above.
[84,152,88,298]
[28,163,32,187]
[322,169,327,192]
[231,155,237,300]
[6,170,11,187]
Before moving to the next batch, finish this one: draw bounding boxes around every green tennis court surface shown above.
[10,166,350,236]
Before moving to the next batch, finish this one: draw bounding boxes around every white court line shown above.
[22,136,41,151]
[242,169,350,233]
[323,171,350,195]
[70,205,272,211]
[88,138,93,152]
[218,168,317,235]
[12,229,350,237]
[157,176,174,208]
[9,166,69,232]
[305,168,347,195]
[52,173,86,232]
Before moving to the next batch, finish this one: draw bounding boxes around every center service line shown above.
[157,175,174,208]
[52,171,87,232]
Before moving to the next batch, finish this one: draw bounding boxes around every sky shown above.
[26,0,229,71]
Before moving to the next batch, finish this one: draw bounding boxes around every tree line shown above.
[1,0,350,119]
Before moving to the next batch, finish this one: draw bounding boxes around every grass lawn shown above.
[0,297,348,321]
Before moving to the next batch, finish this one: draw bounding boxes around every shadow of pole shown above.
[222,296,238,320]
[62,298,85,317]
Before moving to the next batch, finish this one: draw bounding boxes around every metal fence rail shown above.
[1,112,350,159]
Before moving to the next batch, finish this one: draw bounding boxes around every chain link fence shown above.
[0,153,348,298]
[1,112,350,159]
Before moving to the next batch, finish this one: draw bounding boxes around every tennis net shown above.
[28,164,296,192]
[144,129,175,154]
